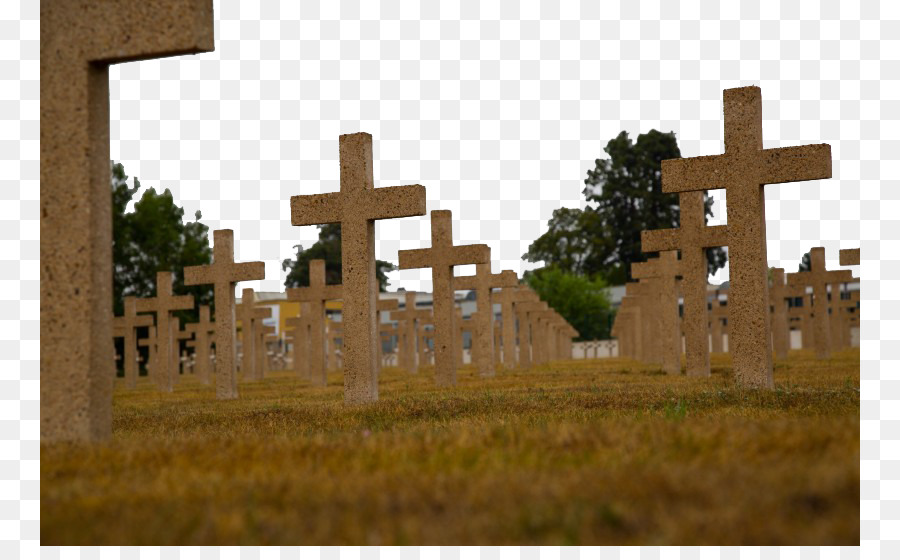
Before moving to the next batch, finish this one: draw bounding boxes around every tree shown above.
[282,223,395,291]
[111,162,213,321]
[798,252,811,272]
[523,130,727,284]
[523,266,613,341]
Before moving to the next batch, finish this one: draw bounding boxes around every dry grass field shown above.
[41,350,859,545]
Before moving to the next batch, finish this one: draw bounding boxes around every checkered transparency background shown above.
[6,0,897,556]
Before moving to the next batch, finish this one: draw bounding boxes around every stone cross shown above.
[375,298,398,376]
[134,272,194,393]
[286,260,342,387]
[185,305,216,385]
[661,86,832,388]
[391,292,432,373]
[787,247,853,360]
[379,323,399,366]
[768,268,803,360]
[454,308,473,366]
[513,297,548,369]
[286,302,312,380]
[290,132,426,404]
[709,295,728,354]
[831,289,859,350]
[236,289,263,382]
[41,0,214,441]
[172,316,194,382]
[252,306,273,379]
[631,253,682,374]
[642,191,727,376]
[112,296,154,389]
[494,286,531,368]
[326,319,343,372]
[453,265,517,377]
[185,229,266,399]
[625,281,663,365]
[399,210,490,386]
[137,326,157,385]
[613,296,642,360]
[417,316,435,370]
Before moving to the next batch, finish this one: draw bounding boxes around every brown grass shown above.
[41,349,860,545]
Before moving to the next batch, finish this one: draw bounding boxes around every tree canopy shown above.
[281,224,395,291]
[112,162,213,321]
[523,130,727,285]
[523,266,613,341]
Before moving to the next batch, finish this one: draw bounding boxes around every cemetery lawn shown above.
[41,350,859,545]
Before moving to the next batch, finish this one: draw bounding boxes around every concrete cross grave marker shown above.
[642,191,727,376]
[631,253,683,375]
[768,268,803,361]
[236,289,267,382]
[172,316,194,382]
[787,247,853,360]
[375,298,399,376]
[514,298,548,370]
[661,86,832,388]
[399,210,490,386]
[390,292,432,373]
[286,302,312,380]
[494,286,533,368]
[286,260,342,387]
[134,272,194,393]
[185,305,216,385]
[291,133,426,403]
[709,296,728,354]
[41,0,215,441]
[453,265,517,377]
[112,296,154,389]
[185,229,266,399]
[137,326,157,385]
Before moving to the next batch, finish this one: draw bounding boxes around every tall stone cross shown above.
[236,289,264,382]
[709,295,728,354]
[291,133,426,403]
[286,302,312,380]
[494,286,531,367]
[375,298,399,376]
[391,292,432,373]
[171,316,194,382]
[134,272,194,393]
[661,86,832,388]
[184,305,216,385]
[137,326,157,383]
[626,281,663,365]
[112,296,154,389]
[642,191,726,376]
[514,298,548,369]
[452,265,517,377]
[768,268,801,360]
[631,253,683,375]
[286,260,342,387]
[41,0,214,441]
[399,210,490,386]
[787,247,853,360]
[185,229,265,399]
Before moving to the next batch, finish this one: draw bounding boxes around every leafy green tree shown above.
[111,162,213,321]
[282,223,395,291]
[523,130,727,284]
[523,266,613,341]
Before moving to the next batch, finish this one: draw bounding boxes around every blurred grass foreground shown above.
[41,350,860,545]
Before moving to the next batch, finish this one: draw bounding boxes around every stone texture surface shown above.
[839,248,860,266]
[391,292,433,374]
[513,295,547,370]
[185,229,265,399]
[253,307,273,379]
[137,326,157,384]
[41,0,214,441]
[709,295,728,354]
[787,247,853,360]
[291,132,426,404]
[632,253,682,375]
[286,302,312,380]
[172,316,194,382]
[768,269,796,360]
[112,296,153,389]
[185,305,216,385]
[399,210,490,386]
[642,191,726,377]
[236,289,261,382]
[286,260,342,387]
[453,265,517,377]
[661,86,831,389]
[495,285,529,368]
[134,272,194,393]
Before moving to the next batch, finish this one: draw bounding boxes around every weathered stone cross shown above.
[286,260,342,387]
[137,326,157,385]
[184,305,216,385]
[236,289,267,382]
[291,133,426,403]
[286,302,312,380]
[661,86,832,388]
[399,210,490,386]
[513,296,548,369]
[390,292,432,373]
[112,296,154,389]
[185,229,266,399]
[787,247,853,360]
[631,252,683,374]
[642,192,726,376]
[171,316,194,383]
[134,272,194,393]
[453,265,517,377]
[375,298,399,377]
[768,268,800,360]
[41,0,214,441]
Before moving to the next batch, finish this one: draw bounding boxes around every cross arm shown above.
[228,262,266,283]
[761,144,832,185]
[291,193,344,226]
[397,248,433,270]
[171,295,195,311]
[449,244,491,267]
[840,248,860,266]
[367,185,428,220]
[630,261,661,280]
[661,154,730,193]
